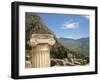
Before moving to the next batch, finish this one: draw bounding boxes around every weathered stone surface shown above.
[25,61,32,68]
[51,59,57,66]
[51,58,66,66]
[28,34,56,68]
[28,34,56,47]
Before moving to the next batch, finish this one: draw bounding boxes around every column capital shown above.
[27,34,56,47]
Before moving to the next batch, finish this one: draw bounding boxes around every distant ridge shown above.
[59,37,89,57]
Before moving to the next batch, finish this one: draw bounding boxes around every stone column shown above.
[28,34,56,68]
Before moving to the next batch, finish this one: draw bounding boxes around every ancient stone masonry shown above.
[28,34,56,68]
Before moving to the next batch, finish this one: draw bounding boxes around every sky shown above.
[38,13,89,39]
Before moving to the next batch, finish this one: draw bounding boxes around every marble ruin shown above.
[28,34,56,68]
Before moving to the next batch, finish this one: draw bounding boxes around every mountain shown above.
[59,38,78,45]
[25,12,68,59]
[59,37,89,57]
[59,37,89,45]
[25,13,54,42]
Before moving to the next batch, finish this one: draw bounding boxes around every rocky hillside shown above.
[25,12,68,59]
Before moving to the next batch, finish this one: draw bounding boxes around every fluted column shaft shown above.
[32,44,50,68]
[27,34,56,68]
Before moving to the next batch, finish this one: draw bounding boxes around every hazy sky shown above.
[38,13,89,39]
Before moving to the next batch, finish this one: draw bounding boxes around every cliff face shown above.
[25,12,68,59]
